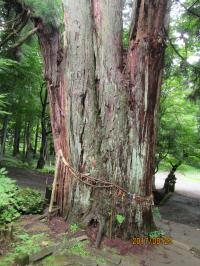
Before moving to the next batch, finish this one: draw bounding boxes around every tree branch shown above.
[0,9,30,48]
[165,29,200,71]
[175,0,200,19]
[39,83,45,106]
[10,27,38,49]
[0,12,23,27]
[188,0,199,10]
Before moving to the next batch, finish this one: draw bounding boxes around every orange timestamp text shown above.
[132,236,173,245]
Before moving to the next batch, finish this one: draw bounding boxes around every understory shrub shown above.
[0,168,45,224]
[15,188,44,214]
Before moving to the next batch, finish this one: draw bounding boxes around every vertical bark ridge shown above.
[34,20,71,214]
[40,0,171,238]
[127,0,170,196]
[63,0,99,220]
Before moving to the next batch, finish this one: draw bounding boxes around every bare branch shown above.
[188,0,199,10]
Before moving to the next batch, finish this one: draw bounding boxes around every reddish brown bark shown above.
[127,0,169,196]
[34,20,71,212]
[34,0,171,240]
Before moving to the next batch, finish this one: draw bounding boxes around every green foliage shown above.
[14,233,45,254]
[0,168,44,224]
[0,171,20,223]
[69,223,79,234]
[122,28,129,49]
[39,165,55,174]
[0,93,9,115]
[23,0,63,28]
[0,58,19,71]
[96,257,107,264]
[156,0,200,170]
[115,214,125,224]
[152,207,161,220]
[0,42,43,130]
[68,241,89,257]
[157,74,200,168]
[148,230,165,239]
[0,233,47,266]
[15,188,44,214]
[0,167,8,175]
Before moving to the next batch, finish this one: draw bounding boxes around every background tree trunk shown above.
[33,122,39,157]
[22,122,27,159]
[37,87,48,169]
[25,122,30,159]
[0,116,9,161]
[13,120,21,157]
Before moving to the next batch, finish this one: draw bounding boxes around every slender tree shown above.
[13,117,21,156]
[37,86,49,169]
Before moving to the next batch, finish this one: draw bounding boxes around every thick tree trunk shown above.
[37,0,171,240]
[13,120,21,157]
[34,18,70,207]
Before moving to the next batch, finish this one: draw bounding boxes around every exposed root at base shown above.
[95,216,106,248]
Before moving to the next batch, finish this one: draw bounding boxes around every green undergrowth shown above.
[43,238,109,266]
[2,155,55,174]
[68,240,90,257]
[1,156,31,168]
[0,232,49,266]
[0,168,44,224]
[38,165,55,174]
[148,230,165,239]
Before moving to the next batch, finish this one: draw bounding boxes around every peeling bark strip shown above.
[127,0,171,196]
[35,0,171,239]
[33,20,71,212]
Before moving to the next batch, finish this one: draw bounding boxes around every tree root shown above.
[95,216,106,248]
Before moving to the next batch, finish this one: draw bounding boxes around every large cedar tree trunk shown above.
[37,0,171,239]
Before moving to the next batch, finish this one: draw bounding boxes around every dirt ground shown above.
[7,166,53,191]
[155,171,200,227]
[4,167,200,265]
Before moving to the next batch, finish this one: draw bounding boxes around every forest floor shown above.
[6,166,53,192]
[1,166,200,266]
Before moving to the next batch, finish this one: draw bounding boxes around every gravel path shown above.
[155,171,200,199]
